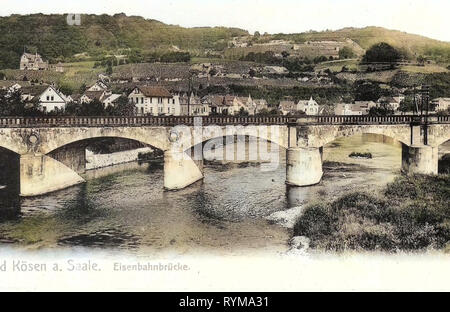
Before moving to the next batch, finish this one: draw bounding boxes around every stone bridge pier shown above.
[19,153,86,197]
[0,115,448,196]
[285,122,450,187]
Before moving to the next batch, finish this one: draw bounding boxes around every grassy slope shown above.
[294,174,450,252]
[3,61,103,91]
[277,26,450,63]
[0,13,249,69]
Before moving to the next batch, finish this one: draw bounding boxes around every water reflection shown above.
[0,134,404,253]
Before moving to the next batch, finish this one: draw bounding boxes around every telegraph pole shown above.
[422,85,430,145]
[187,75,191,116]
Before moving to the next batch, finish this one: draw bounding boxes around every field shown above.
[3,61,105,92]
[400,64,449,74]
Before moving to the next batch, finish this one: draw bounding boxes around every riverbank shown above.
[293,174,450,252]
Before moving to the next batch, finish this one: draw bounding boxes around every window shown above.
[141,98,144,104]
[46,96,50,101]
[51,96,54,101]
[141,107,144,114]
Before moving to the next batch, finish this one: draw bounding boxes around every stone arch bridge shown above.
[0,115,449,196]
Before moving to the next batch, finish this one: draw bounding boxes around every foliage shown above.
[362,42,403,63]
[105,96,135,116]
[349,152,372,158]
[0,90,42,116]
[398,96,417,113]
[64,99,106,116]
[339,46,355,59]
[368,106,394,116]
[0,13,247,70]
[237,107,249,116]
[294,174,450,251]
[354,81,385,101]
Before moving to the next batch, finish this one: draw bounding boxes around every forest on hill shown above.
[0,14,449,71]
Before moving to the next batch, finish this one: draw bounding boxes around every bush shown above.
[363,42,403,63]
[293,174,450,252]
[349,152,372,159]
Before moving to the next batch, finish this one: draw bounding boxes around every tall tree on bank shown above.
[363,42,403,63]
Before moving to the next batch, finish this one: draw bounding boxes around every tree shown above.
[59,84,74,96]
[417,55,426,66]
[106,64,113,75]
[354,81,383,101]
[79,83,87,94]
[106,96,134,116]
[237,107,249,116]
[369,106,394,116]
[339,46,355,59]
[0,90,41,116]
[363,42,402,63]
[398,96,417,113]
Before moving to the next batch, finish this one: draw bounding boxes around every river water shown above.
[0,134,448,255]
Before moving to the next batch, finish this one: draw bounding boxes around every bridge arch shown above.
[173,124,289,152]
[301,124,411,148]
[38,127,171,155]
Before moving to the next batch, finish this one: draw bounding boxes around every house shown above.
[21,85,67,112]
[203,95,237,115]
[128,86,179,116]
[297,97,319,115]
[87,81,109,92]
[334,103,354,115]
[178,92,209,116]
[353,101,377,114]
[334,101,376,115]
[55,62,65,73]
[431,98,450,112]
[253,99,269,114]
[377,96,402,111]
[0,81,30,95]
[278,100,297,115]
[20,52,49,70]
[102,94,122,107]
[80,90,109,104]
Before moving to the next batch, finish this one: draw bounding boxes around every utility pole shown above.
[187,75,191,116]
[422,85,430,145]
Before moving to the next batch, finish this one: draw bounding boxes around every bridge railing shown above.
[0,115,448,128]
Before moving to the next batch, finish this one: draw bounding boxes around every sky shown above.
[0,0,448,41]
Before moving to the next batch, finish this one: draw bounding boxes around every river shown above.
[0,134,448,255]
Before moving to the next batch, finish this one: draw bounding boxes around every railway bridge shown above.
[0,115,448,196]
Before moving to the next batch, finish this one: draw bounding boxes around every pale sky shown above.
[0,0,448,41]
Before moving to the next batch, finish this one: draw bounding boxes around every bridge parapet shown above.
[1,115,449,128]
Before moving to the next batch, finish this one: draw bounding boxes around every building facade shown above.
[128,86,180,116]
[20,52,49,70]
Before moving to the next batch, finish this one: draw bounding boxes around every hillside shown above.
[0,13,248,69]
[0,14,448,70]
[265,27,450,63]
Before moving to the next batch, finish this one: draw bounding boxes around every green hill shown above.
[0,13,248,69]
[269,26,450,63]
[0,14,448,70]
